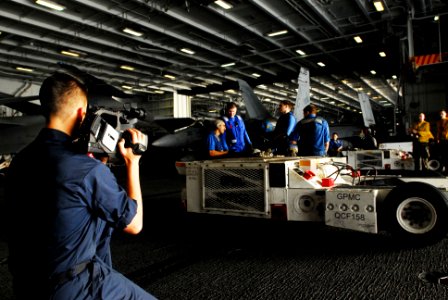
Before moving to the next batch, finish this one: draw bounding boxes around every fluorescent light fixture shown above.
[164,74,176,79]
[122,85,133,90]
[122,27,143,37]
[221,62,235,68]
[214,0,233,9]
[35,0,66,11]
[370,70,376,75]
[434,15,439,21]
[267,30,288,37]
[120,65,135,71]
[373,0,384,12]
[379,51,386,57]
[16,66,34,72]
[60,50,80,57]
[180,48,195,55]
[353,36,363,43]
[153,90,165,94]
[252,73,261,78]
[317,62,325,67]
[296,49,306,56]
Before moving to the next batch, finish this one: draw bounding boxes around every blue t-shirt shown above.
[207,132,229,152]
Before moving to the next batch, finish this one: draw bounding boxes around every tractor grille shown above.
[203,167,266,214]
[355,152,383,168]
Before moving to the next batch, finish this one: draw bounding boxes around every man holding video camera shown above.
[5,72,156,299]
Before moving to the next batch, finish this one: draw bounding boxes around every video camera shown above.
[76,105,148,161]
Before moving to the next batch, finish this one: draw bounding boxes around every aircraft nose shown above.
[152,135,173,147]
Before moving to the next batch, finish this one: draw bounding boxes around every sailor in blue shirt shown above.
[207,119,229,158]
[328,132,343,157]
[291,104,330,156]
[221,102,252,155]
[5,72,156,300]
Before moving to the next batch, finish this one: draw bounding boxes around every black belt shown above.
[51,261,92,285]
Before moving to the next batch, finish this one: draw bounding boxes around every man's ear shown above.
[76,107,86,124]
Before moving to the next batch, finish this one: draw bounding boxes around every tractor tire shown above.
[383,182,448,246]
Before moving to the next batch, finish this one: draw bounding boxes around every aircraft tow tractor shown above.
[182,156,448,246]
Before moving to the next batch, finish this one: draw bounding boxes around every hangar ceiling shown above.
[0,0,447,120]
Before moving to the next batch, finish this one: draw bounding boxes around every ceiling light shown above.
[214,0,233,9]
[353,36,363,43]
[370,70,376,75]
[221,62,235,68]
[434,15,439,21]
[164,74,176,79]
[60,50,80,57]
[373,0,384,12]
[35,0,66,11]
[122,85,133,90]
[296,49,306,56]
[180,48,195,55]
[252,73,261,78]
[122,27,143,37]
[16,66,34,72]
[317,62,325,67]
[120,65,135,71]
[267,30,288,37]
[379,51,386,57]
[392,75,397,79]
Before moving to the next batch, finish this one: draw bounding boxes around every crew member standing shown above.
[410,112,434,171]
[221,102,252,155]
[328,132,343,157]
[271,100,296,155]
[291,104,330,156]
[5,72,156,299]
[436,109,448,174]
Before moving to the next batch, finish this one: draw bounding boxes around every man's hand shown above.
[118,128,145,165]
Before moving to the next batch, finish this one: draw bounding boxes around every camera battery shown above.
[99,121,120,152]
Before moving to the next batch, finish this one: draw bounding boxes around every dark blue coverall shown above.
[6,128,156,300]
[291,114,330,156]
[221,115,252,153]
[271,111,296,155]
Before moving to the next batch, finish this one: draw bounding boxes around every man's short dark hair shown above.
[280,100,293,108]
[39,72,88,119]
[303,104,317,114]
[225,102,238,111]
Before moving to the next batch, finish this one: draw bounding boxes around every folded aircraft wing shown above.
[237,79,271,121]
